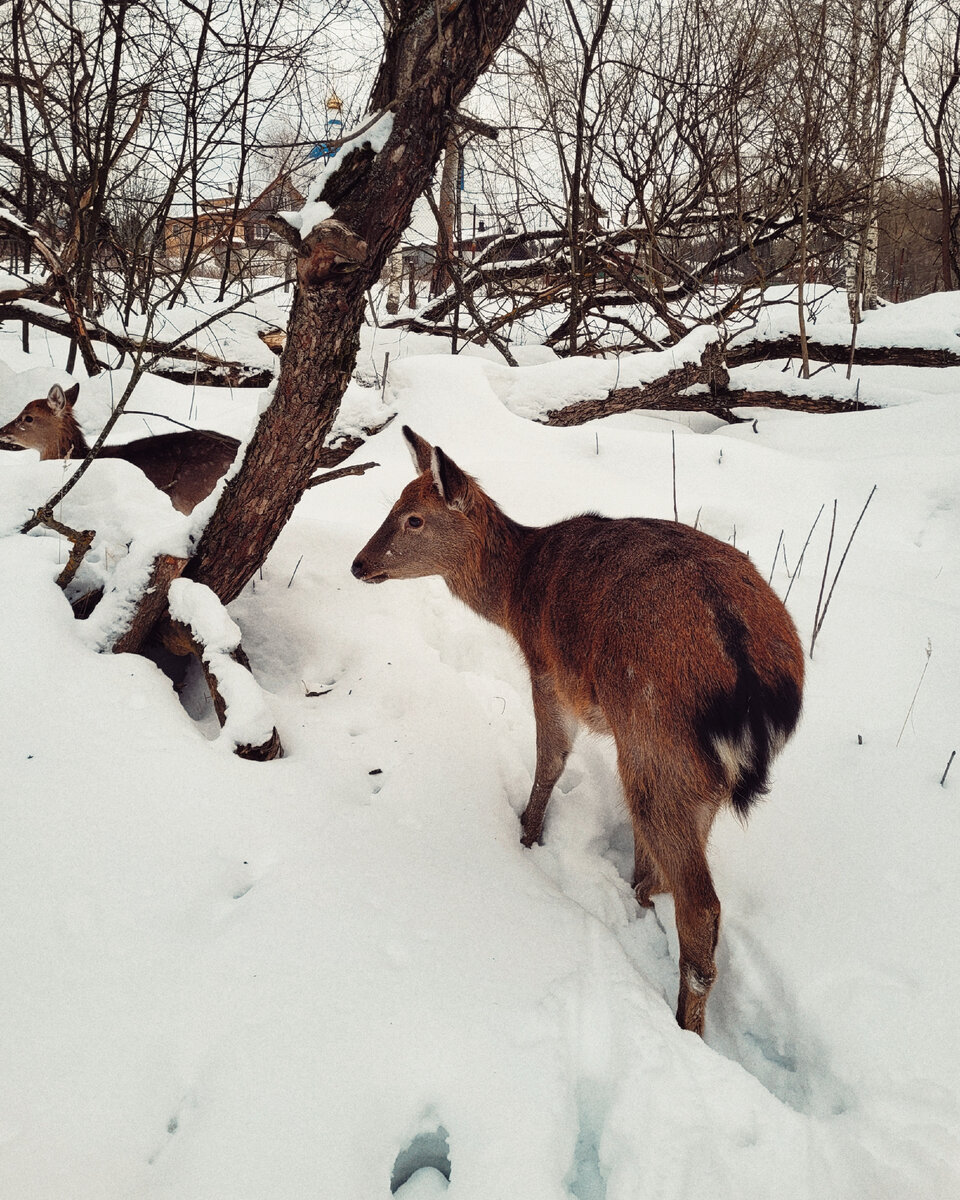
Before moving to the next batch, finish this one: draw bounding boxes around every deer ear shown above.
[402,425,434,475]
[431,446,471,511]
[64,382,80,408]
[46,384,68,413]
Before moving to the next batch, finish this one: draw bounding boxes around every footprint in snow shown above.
[391,1123,451,1196]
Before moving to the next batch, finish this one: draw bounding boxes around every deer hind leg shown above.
[667,838,722,1036]
[622,765,722,1035]
[520,672,574,847]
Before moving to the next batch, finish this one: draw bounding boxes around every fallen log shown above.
[544,339,733,425]
[544,384,877,426]
[728,336,960,369]
[543,350,879,426]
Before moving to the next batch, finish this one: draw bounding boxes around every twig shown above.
[671,430,678,521]
[287,555,304,588]
[897,640,932,747]
[810,500,837,657]
[783,503,824,604]
[769,529,784,584]
[810,485,877,657]
[941,750,956,787]
[423,191,518,366]
[306,461,379,488]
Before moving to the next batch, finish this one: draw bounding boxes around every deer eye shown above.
[406,515,423,529]
[23,415,33,423]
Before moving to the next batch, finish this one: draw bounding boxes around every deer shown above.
[0,383,240,514]
[352,427,804,1036]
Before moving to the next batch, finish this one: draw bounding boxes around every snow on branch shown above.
[278,111,395,240]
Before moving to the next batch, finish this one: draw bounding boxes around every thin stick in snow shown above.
[810,485,877,657]
[941,750,956,787]
[671,430,678,522]
[287,555,304,588]
[769,529,785,584]
[784,503,825,604]
[810,500,838,658]
[897,640,933,747]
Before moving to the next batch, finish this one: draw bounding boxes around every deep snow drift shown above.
[1,291,958,1199]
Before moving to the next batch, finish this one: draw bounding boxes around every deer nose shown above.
[351,557,366,579]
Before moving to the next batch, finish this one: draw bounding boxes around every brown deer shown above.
[0,383,240,514]
[353,427,804,1036]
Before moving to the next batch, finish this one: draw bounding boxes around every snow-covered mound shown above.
[730,285,960,351]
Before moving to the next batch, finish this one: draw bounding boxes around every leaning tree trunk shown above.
[179,0,527,608]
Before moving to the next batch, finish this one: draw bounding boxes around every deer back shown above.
[104,430,240,513]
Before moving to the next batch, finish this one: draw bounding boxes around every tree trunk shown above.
[861,212,880,309]
[386,249,404,315]
[938,154,955,290]
[188,275,368,603]
[432,125,459,296]
[181,0,527,609]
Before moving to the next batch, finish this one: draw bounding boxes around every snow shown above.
[280,111,395,239]
[1,294,959,1199]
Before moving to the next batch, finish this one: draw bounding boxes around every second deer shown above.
[0,383,240,514]
[353,426,804,1036]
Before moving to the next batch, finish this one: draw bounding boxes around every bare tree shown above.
[902,0,960,289]
[407,0,863,355]
[839,0,915,319]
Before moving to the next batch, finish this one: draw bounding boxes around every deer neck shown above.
[445,500,532,630]
[49,412,90,461]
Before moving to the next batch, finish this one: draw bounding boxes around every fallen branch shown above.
[718,387,878,415]
[111,553,189,656]
[28,505,96,589]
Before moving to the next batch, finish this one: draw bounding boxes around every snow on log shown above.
[167,578,281,760]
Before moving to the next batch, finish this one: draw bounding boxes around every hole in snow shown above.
[566,1086,607,1200]
[390,1125,451,1194]
[567,1124,606,1200]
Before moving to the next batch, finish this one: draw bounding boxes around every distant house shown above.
[164,178,303,277]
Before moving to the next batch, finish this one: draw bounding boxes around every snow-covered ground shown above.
[1,292,958,1199]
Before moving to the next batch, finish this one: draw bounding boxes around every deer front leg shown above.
[520,672,574,847]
